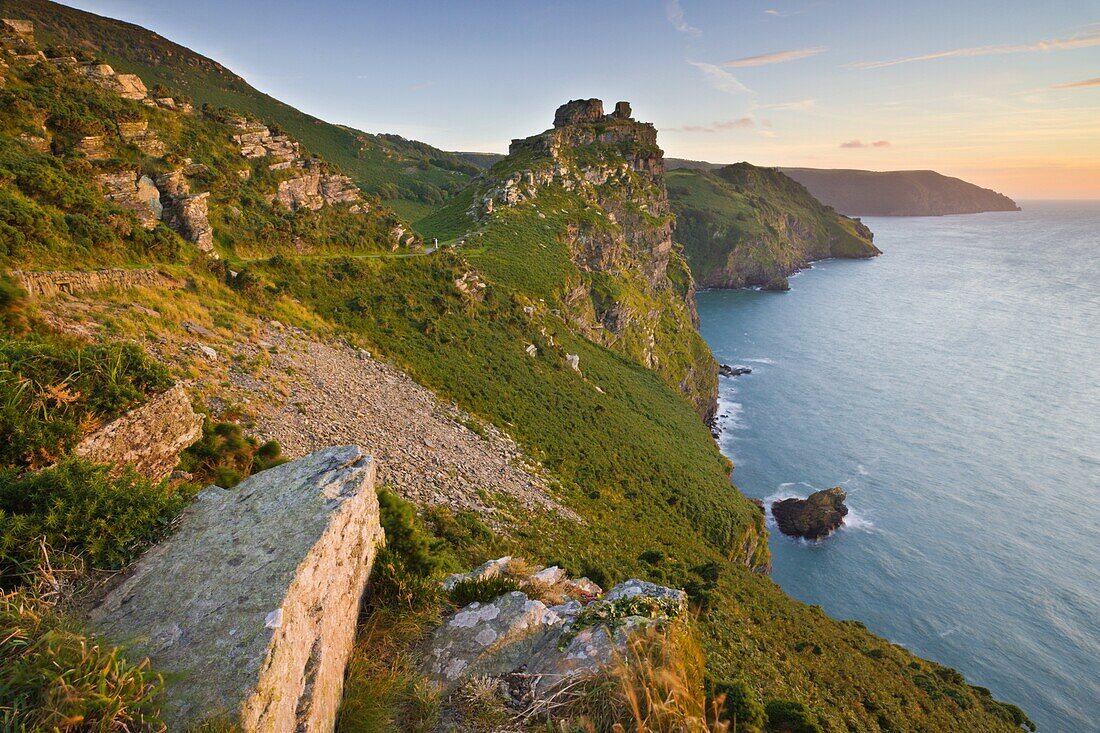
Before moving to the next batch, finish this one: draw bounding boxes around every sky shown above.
[66,0,1100,199]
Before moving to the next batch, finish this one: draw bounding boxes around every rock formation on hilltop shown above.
[465,99,718,419]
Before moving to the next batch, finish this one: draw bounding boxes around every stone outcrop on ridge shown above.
[90,446,384,732]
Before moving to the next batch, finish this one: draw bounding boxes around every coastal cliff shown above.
[669,164,880,290]
[779,167,1021,216]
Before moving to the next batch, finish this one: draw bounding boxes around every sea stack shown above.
[772,487,849,540]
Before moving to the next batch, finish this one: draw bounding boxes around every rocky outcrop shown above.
[163,192,214,253]
[117,119,165,156]
[230,119,301,161]
[424,557,686,706]
[275,164,363,213]
[90,446,383,732]
[82,62,147,100]
[772,486,849,540]
[474,100,717,420]
[73,384,202,481]
[8,267,182,298]
[96,171,161,228]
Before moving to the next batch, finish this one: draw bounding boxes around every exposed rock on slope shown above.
[222,321,574,522]
[91,446,383,732]
[73,383,202,480]
[668,164,880,289]
[779,167,1020,216]
[424,556,686,706]
[772,486,849,540]
[8,267,182,298]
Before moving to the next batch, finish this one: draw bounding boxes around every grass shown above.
[0,335,171,469]
[0,587,164,731]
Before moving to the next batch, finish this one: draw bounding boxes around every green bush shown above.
[765,699,823,733]
[709,677,766,733]
[0,458,187,583]
[0,589,164,731]
[448,576,522,607]
[0,337,171,469]
[369,488,444,609]
[177,420,285,488]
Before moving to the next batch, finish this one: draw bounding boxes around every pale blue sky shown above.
[67,1,1100,197]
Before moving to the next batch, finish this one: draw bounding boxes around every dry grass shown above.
[336,604,442,733]
[531,621,731,733]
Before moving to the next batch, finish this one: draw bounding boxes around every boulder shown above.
[442,555,512,591]
[73,384,203,481]
[423,591,563,686]
[718,364,752,377]
[771,486,849,540]
[89,446,383,732]
[611,101,632,119]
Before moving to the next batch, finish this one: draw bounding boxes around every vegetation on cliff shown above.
[668,164,880,289]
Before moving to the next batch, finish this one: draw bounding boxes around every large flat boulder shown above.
[90,445,383,732]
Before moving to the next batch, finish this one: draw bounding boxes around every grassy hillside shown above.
[1,0,479,220]
[780,167,1021,216]
[0,10,1033,732]
[668,164,880,289]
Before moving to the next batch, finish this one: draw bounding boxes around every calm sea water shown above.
[697,202,1100,732]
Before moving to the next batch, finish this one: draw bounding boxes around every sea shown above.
[696,201,1100,732]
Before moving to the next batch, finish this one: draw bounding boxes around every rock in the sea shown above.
[762,275,791,291]
[771,486,848,540]
[73,384,203,481]
[89,446,383,732]
[718,364,752,377]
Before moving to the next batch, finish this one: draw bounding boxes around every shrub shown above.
[0,458,187,583]
[0,588,164,731]
[369,488,444,609]
[177,420,285,488]
[708,677,767,733]
[0,337,171,469]
[448,575,522,607]
[765,699,823,733]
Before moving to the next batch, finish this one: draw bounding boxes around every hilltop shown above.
[668,164,879,290]
[0,0,480,220]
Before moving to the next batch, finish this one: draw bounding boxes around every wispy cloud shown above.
[852,29,1100,69]
[672,116,756,133]
[724,47,824,67]
[756,98,816,110]
[1052,76,1100,89]
[840,139,891,148]
[687,61,751,94]
[665,0,700,37]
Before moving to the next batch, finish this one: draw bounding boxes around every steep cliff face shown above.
[462,99,717,419]
[669,164,880,289]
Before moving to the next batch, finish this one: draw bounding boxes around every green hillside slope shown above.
[0,0,479,220]
[669,164,880,289]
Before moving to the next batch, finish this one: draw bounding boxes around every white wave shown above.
[857,463,869,476]
[743,357,775,364]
